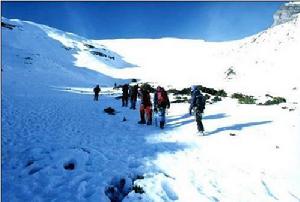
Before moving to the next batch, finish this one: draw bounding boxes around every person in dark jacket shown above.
[154,86,170,129]
[189,85,206,134]
[93,85,101,101]
[138,88,152,125]
[122,84,129,107]
[129,84,138,110]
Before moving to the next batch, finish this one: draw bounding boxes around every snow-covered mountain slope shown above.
[95,10,300,102]
[3,6,300,101]
[2,17,136,97]
[2,4,300,202]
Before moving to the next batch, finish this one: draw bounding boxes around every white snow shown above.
[2,11,300,202]
[94,13,300,102]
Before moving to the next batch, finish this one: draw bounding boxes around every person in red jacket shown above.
[138,88,152,125]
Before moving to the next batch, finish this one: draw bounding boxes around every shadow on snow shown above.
[204,113,228,120]
[205,121,273,136]
[166,113,228,129]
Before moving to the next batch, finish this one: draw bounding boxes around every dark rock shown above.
[84,43,95,49]
[1,22,16,30]
[104,107,116,115]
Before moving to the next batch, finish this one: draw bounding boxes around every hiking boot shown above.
[160,121,165,129]
[198,131,205,136]
[146,121,152,125]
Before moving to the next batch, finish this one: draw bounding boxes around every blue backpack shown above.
[195,93,206,113]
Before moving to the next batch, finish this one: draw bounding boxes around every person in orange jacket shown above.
[138,88,152,125]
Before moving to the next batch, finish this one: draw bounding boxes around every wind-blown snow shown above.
[1,10,300,202]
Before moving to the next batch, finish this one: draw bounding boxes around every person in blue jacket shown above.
[189,85,206,134]
[154,86,170,129]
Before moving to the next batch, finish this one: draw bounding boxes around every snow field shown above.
[2,85,300,201]
[2,10,300,201]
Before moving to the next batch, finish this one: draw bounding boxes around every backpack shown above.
[195,94,206,112]
[94,86,100,93]
[142,90,152,106]
[157,90,167,106]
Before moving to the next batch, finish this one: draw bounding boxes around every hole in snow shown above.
[64,161,76,171]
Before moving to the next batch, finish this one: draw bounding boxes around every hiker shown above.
[189,85,206,134]
[138,88,152,125]
[122,84,129,107]
[93,84,101,101]
[154,86,170,129]
[129,84,138,110]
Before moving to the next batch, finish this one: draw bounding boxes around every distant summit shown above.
[273,2,300,26]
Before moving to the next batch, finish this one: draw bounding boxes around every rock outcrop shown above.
[273,2,300,26]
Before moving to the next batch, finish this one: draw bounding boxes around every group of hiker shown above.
[122,84,170,129]
[93,83,206,133]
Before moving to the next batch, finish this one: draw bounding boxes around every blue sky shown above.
[2,2,284,41]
